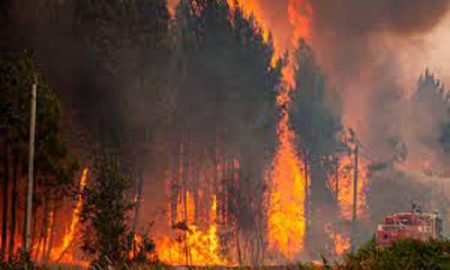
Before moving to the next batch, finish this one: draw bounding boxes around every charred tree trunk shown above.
[182,131,190,222]
[41,197,50,262]
[351,144,359,252]
[45,203,57,261]
[29,191,38,255]
[8,151,18,257]
[193,163,199,222]
[170,132,181,225]
[335,162,339,200]
[1,143,9,257]
[303,149,309,250]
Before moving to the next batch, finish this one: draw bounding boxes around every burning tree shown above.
[288,40,347,256]
[159,0,282,265]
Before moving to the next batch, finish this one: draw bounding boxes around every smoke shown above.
[368,166,450,236]
[307,0,450,168]
[305,0,450,238]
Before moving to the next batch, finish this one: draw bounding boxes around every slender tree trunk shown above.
[351,145,359,252]
[182,131,190,222]
[29,193,38,256]
[170,131,181,225]
[193,164,199,221]
[303,149,309,250]
[1,143,9,258]
[236,227,242,266]
[45,203,57,261]
[8,151,18,257]
[335,162,339,200]
[41,197,49,262]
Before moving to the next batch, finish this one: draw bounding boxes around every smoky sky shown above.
[304,0,450,161]
[310,0,450,83]
[311,0,450,35]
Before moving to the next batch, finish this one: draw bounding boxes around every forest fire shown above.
[4,0,449,269]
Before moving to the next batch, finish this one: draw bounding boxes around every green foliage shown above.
[0,51,79,196]
[80,152,134,267]
[338,238,450,270]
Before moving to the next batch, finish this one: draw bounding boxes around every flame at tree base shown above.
[155,195,231,266]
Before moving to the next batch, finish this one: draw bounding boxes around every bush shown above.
[337,238,450,270]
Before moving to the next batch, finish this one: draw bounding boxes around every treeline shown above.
[0,0,367,264]
[2,0,450,267]
[0,0,283,266]
[0,52,79,262]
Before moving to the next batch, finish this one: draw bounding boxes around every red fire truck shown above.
[376,205,443,246]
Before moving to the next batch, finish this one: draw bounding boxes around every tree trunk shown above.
[8,151,18,257]
[170,132,181,225]
[41,197,49,262]
[303,149,309,250]
[45,203,57,261]
[335,163,339,200]
[1,143,9,258]
[29,192,38,256]
[351,145,359,252]
[182,131,190,222]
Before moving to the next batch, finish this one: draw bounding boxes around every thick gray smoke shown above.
[310,0,450,164]
[308,0,450,235]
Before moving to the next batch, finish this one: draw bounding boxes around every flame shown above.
[228,0,271,43]
[334,233,350,256]
[288,0,312,46]
[176,191,196,225]
[267,88,306,259]
[330,156,368,221]
[156,195,229,266]
[128,233,144,260]
[325,225,350,256]
[284,0,313,87]
[50,168,88,264]
[165,0,314,261]
[267,0,312,261]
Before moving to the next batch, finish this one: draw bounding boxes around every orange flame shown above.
[267,0,312,261]
[325,225,351,256]
[334,233,351,256]
[50,168,88,264]
[330,157,368,221]
[156,194,229,266]
[268,85,306,260]
[176,191,196,225]
[165,0,314,261]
